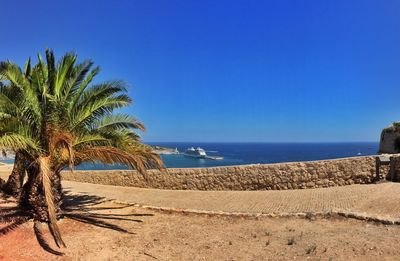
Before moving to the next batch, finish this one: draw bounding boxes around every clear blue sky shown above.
[1,0,400,142]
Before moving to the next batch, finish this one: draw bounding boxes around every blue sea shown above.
[70,142,378,170]
[0,142,378,170]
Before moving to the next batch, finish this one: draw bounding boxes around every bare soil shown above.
[1,196,400,261]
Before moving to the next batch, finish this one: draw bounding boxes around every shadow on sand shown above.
[62,190,154,233]
[0,190,154,256]
[0,194,30,236]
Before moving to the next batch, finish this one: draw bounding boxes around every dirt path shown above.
[1,197,400,261]
[63,181,400,221]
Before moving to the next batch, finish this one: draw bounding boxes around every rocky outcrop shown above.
[61,156,388,191]
[379,123,400,154]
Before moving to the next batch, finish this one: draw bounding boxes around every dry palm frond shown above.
[38,156,66,248]
[48,129,73,151]
[125,143,165,171]
[34,221,64,256]
[48,129,75,173]
[74,146,146,173]
[74,145,163,175]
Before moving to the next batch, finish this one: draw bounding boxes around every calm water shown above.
[149,142,379,168]
[0,142,379,169]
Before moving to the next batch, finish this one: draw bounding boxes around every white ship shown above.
[184,147,207,158]
[183,147,223,160]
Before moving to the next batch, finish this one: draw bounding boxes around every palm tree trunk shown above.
[2,151,27,197]
[20,165,63,222]
[0,178,5,190]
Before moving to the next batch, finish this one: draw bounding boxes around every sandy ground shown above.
[0,164,13,175]
[1,166,400,260]
[62,180,400,222]
[1,195,400,261]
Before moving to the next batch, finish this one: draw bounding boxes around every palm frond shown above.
[45,49,56,96]
[38,156,66,248]
[74,145,163,174]
[73,133,110,147]
[23,58,31,77]
[0,85,19,115]
[0,133,39,152]
[92,114,145,131]
[124,143,164,171]
[70,94,131,130]
[54,52,77,98]
[34,221,64,256]
[98,128,142,148]
[0,112,12,120]
[31,54,49,97]
[48,129,75,173]
[67,66,100,113]
[0,61,25,89]
[72,81,129,112]
[62,60,93,99]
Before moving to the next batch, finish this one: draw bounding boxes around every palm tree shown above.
[0,49,163,248]
[0,59,32,197]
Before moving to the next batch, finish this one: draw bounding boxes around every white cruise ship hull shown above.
[183,153,206,158]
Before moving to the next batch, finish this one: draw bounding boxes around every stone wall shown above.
[388,157,400,182]
[62,156,389,191]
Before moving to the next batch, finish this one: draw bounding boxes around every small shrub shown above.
[287,237,295,245]
[306,244,317,254]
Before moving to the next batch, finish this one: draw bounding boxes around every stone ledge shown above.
[110,199,400,226]
[62,156,383,191]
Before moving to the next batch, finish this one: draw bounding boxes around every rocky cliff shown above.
[379,123,400,154]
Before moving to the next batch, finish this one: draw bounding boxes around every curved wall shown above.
[61,156,389,191]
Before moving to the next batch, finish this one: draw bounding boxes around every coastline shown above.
[0,153,386,172]
[152,145,179,155]
[0,143,378,172]
[150,142,378,168]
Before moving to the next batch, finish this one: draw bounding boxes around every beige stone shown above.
[61,155,395,191]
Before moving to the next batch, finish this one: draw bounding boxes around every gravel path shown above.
[63,181,400,220]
